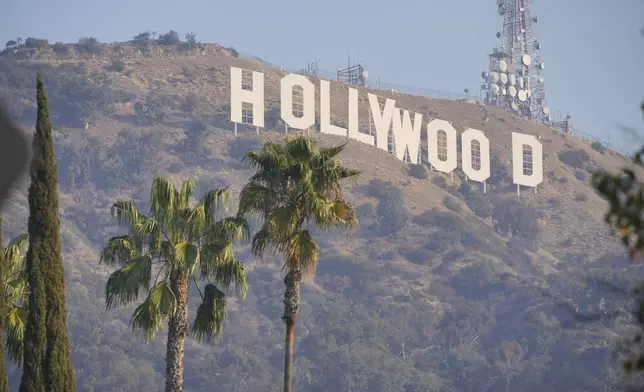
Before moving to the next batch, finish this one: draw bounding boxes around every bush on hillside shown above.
[158,30,181,46]
[24,37,48,48]
[366,179,408,236]
[408,163,428,179]
[492,200,541,239]
[78,37,101,53]
[559,149,592,171]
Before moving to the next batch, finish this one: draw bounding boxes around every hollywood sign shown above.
[229,66,543,188]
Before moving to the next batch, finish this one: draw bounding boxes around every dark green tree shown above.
[19,74,76,392]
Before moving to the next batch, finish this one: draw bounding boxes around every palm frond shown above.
[285,230,319,273]
[100,235,136,265]
[6,233,28,252]
[111,201,147,229]
[319,143,348,159]
[199,242,233,277]
[209,216,252,244]
[4,233,28,271]
[131,281,177,343]
[190,284,227,343]
[105,256,152,310]
[174,241,199,273]
[237,183,275,219]
[284,136,319,162]
[200,188,230,219]
[212,259,247,299]
[150,176,180,226]
[4,304,26,365]
[178,178,197,209]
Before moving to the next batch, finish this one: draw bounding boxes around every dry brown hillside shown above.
[0,37,638,392]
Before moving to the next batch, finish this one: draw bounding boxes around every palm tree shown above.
[0,217,29,368]
[100,176,250,392]
[237,136,358,392]
[2,231,29,366]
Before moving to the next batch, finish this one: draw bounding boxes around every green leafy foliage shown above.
[100,176,249,389]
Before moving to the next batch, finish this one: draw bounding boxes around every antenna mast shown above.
[480,0,550,123]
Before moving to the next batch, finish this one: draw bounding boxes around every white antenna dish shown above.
[490,84,500,96]
[517,77,524,88]
[532,16,538,23]
[543,107,550,115]
[499,73,508,85]
[509,74,516,85]
[522,54,531,66]
[511,101,520,111]
[489,72,499,83]
[498,60,508,72]
[538,76,544,83]
[518,90,528,102]
[498,6,505,15]
[520,7,525,11]
[481,71,488,80]
[537,62,545,70]
[362,70,369,79]
[502,88,507,95]
[508,85,517,97]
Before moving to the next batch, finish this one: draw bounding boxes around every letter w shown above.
[391,109,422,163]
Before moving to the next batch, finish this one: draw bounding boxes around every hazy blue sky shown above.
[2,0,643,152]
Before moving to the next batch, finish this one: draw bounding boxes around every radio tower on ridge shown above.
[480,0,550,123]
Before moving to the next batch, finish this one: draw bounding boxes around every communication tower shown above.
[337,55,368,87]
[298,55,319,77]
[480,0,550,123]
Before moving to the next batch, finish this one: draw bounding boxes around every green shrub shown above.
[408,163,428,179]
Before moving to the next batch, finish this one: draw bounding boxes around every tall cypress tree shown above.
[19,74,76,392]
[0,217,10,392]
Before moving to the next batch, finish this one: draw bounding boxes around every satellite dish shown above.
[537,62,545,70]
[489,72,499,83]
[502,88,507,96]
[498,6,505,15]
[543,107,550,115]
[518,90,527,102]
[532,16,538,23]
[362,70,369,79]
[496,32,502,39]
[517,77,524,88]
[538,76,544,83]
[481,71,488,80]
[498,60,508,72]
[526,89,532,98]
[519,7,525,11]
[511,101,520,111]
[500,73,508,85]
[508,85,517,97]
[497,0,504,6]
[464,88,470,93]
[509,74,516,85]
[490,84,500,96]
[534,42,541,50]
[522,54,531,66]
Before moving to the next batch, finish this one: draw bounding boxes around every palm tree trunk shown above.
[165,270,189,392]
[282,267,302,392]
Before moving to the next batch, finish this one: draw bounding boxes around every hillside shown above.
[0,36,640,392]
